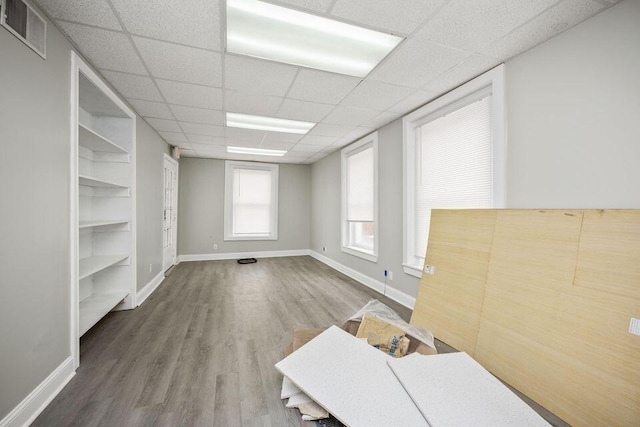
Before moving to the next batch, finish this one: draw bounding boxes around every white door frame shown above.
[163,154,179,271]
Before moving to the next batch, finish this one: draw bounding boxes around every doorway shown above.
[163,154,178,272]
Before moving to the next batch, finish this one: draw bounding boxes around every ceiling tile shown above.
[110,0,221,50]
[225,55,298,97]
[170,105,223,125]
[342,127,375,141]
[322,106,380,126]
[340,81,413,111]
[224,91,283,116]
[145,118,181,132]
[262,132,305,144]
[158,131,188,143]
[186,134,227,145]
[225,139,261,148]
[298,135,339,146]
[284,151,313,160]
[157,80,223,109]
[418,0,559,53]
[330,0,447,35]
[260,141,296,151]
[37,0,122,30]
[100,70,162,102]
[180,149,198,157]
[423,55,501,95]
[287,69,361,104]
[331,137,356,149]
[482,0,606,61]
[225,127,267,142]
[134,37,222,87]
[307,124,354,137]
[271,0,334,13]
[369,38,469,88]
[291,144,324,153]
[276,99,333,122]
[362,111,401,129]
[180,122,224,137]
[387,89,438,114]
[59,22,146,74]
[190,143,227,152]
[127,99,174,119]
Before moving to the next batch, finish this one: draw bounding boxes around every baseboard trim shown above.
[137,271,165,306]
[309,251,416,309]
[0,356,75,427]
[178,249,311,263]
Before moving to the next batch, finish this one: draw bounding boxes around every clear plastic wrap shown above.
[347,299,436,352]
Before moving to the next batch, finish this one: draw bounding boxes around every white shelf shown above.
[79,123,129,154]
[79,219,129,229]
[79,254,128,279]
[79,174,128,188]
[79,292,129,336]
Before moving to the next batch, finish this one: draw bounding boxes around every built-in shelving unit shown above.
[71,52,136,366]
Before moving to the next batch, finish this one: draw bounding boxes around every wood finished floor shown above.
[34,256,414,427]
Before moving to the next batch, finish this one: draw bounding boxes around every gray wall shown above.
[310,0,640,300]
[0,16,73,419]
[178,158,311,255]
[136,120,171,290]
[0,8,170,420]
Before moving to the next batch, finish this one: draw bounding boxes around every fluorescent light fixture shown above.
[227,146,287,157]
[226,0,403,77]
[226,112,315,134]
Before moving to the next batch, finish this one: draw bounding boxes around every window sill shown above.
[402,263,423,278]
[224,235,278,241]
[341,246,377,263]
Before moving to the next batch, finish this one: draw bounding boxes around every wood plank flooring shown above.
[34,256,413,426]
[34,256,566,426]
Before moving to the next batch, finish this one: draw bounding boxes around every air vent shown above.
[1,0,46,59]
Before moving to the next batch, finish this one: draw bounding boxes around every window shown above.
[224,161,279,240]
[341,133,378,262]
[403,65,506,277]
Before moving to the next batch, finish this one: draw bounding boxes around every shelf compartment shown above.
[79,254,129,280]
[79,123,129,154]
[79,174,128,188]
[79,291,129,336]
[79,220,129,229]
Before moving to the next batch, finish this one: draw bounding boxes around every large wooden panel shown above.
[410,209,496,354]
[411,209,640,427]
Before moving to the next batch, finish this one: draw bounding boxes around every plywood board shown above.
[275,326,428,427]
[387,352,549,427]
[410,209,496,353]
[410,209,640,427]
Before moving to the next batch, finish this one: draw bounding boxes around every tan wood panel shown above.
[411,209,640,427]
[410,209,496,354]
[575,210,640,298]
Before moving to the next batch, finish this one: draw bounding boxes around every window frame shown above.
[341,132,379,263]
[224,160,279,241]
[402,64,506,278]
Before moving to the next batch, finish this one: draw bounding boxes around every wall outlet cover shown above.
[629,318,640,336]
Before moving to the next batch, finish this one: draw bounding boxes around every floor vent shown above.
[1,0,46,59]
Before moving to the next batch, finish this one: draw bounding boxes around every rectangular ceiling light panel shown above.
[226,112,315,134]
[227,146,287,156]
[226,0,403,77]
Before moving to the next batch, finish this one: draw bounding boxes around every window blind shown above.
[414,95,493,259]
[347,146,374,222]
[233,168,272,235]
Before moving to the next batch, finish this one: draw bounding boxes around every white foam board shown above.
[281,376,302,399]
[387,352,550,427]
[275,326,428,427]
[286,392,313,408]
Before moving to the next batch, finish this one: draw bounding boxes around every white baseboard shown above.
[0,356,75,427]
[137,271,165,306]
[309,251,416,309]
[178,249,310,263]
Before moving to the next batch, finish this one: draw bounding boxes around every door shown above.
[163,155,178,271]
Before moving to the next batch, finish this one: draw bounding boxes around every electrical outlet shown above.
[388,271,393,281]
[322,246,327,253]
[630,318,640,336]
[149,263,152,273]
[213,243,218,250]
[424,265,435,275]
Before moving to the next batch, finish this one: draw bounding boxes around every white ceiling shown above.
[35,0,618,164]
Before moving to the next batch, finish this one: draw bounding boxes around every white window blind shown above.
[414,95,493,259]
[347,146,374,222]
[233,168,272,235]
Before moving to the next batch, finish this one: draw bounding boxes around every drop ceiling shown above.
[35,0,619,164]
